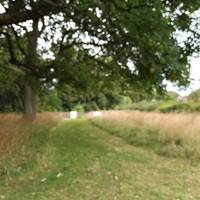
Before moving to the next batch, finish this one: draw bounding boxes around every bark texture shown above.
[24,81,36,120]
[23,19,39,120]
[0,1,65,26]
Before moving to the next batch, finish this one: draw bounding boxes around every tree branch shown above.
[0,1,66,26]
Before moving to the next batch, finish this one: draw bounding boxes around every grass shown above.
[1,112,200,199]
[91,111,200,160]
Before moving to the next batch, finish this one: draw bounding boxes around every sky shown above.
[166,57,200,96]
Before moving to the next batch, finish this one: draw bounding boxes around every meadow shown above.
[92,111,200,160]
[0,111,200,199]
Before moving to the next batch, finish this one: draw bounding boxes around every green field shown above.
[0,118,200,200]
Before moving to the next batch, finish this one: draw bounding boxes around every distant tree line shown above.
[0,81,145,112]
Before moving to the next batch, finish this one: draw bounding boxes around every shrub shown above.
[193,103,200,112]
[39,90,63,112]
[158,102,194,113]
[131,100,163,112]
[73,103,85,112]
[158,102,177,113]
[84,101,99,111]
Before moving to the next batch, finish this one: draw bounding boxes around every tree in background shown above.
[189,89,200,102]
[0,66,23,112]
[0,1,200,119]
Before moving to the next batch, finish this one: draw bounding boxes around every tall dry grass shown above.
[0,112,65,156]
[0,113,26,155]
[100,111,200,149]
[35,112,67,125]
[0,112,66,180]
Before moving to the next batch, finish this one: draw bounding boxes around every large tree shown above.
[0,0,200,119]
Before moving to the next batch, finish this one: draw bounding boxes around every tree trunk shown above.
[24,81,36,120]
[23,19,39,120]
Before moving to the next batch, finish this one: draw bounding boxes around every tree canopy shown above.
[0,0,200,119]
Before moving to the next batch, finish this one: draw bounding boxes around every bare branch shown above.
[43,0,64,7]
[39,17,46,36]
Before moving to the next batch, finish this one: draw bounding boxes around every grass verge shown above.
[1,113,200,199]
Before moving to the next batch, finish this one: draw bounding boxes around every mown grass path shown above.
[1,119,200,199]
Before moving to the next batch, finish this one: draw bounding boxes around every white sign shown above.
[92,111,102,117]
[69,111,78,119]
